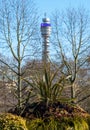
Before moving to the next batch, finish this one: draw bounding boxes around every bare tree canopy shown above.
[0,0,40,59]
[51,8,90,101]
[0,0,40,110]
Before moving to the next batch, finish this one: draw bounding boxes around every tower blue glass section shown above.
[41,23,51,27]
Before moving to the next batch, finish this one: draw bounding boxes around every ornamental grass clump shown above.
[26,116,90,130]
[0,113,27,130]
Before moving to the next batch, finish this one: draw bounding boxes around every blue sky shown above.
[35,0,90,17]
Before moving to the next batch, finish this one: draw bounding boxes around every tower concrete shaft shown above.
[42,37,49,62]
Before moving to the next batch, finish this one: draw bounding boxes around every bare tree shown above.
[51,8,90,102]
[0,0,40,111]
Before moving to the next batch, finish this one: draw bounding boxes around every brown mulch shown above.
[8,101,89,119]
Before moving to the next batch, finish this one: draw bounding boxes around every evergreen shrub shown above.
[0,113,27,130]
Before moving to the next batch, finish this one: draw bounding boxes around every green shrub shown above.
[87,116,90,129]
[0,113,28,130]
[0,113,89,130]
[26,117,89,130]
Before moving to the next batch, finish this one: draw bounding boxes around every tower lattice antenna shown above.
[44,12,46,18]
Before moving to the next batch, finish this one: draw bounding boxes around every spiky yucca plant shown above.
[29,68,64,106]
